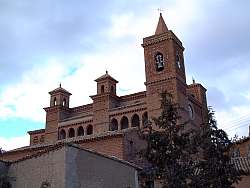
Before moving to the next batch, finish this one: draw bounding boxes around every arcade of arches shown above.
[59,112,148,140]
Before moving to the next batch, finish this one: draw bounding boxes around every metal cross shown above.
[157,8,164,13]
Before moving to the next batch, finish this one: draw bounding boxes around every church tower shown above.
[91,71,119,134]
[142,13,188,121]
[44,84,72,143]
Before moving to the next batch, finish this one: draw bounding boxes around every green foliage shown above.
[141,93,242,188]
[141,93,196,188]
[189,108,242,188]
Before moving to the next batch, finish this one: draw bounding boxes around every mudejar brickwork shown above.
[0,14,208,164]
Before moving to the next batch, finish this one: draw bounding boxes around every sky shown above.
[0,0,250,151]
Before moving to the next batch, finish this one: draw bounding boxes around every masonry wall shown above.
[8,148,66,188]
[0,148,46,162]
[65,146,139,188]
[78,136,124,159]
[0,160,8,175]
[234,176,250,188]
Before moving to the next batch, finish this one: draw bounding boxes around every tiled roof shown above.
[155,13,168,35]
[9,142,141,170]
[2,131,125,155]
[49,86,72,95]
[95,71,118,83]
[28,129,45,135]
[231,157,250,173]
[234,136,250,145]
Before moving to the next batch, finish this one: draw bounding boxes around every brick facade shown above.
[1,14,207,163]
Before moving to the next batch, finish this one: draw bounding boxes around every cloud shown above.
[216,105,250,138]
[0,134,29,151]
[0,59,68,122]
[1,0,250,145]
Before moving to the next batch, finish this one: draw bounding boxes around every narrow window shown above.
[110,118,118,131]
[59,129,66,140]
[68,128,75,138]
[101,85,105,93]
[121,116,129,130]
[77,126,84,136]
[111,85,114,93]
[131,114,140,127]
[155,52,164,72]
[54,97,57,106]
[63,98,66,106]
[142,112,148,127]
[176,54,181,69]
[87,124,93,135]
[187,104,194,119]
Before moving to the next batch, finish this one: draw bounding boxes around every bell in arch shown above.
[155,52,164,71]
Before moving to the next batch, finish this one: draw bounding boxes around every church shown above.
[0,13,207,163]
[0,14,217,187]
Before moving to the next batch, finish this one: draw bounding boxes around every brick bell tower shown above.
[44,84,71,143]
[91,71,119,134]
[142,13,187,122]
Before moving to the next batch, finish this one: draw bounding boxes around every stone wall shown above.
[8,148,66,188]
[65,146,139,188]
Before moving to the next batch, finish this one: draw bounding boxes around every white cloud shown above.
[216,105,250,138]
[0,135,29,151]
[0,59,68,122]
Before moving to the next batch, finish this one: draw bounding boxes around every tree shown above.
[140,93,242,188]
[140,93,197,188]
[189,108,242,188]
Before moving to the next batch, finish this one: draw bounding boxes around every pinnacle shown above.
[155,13,168,35]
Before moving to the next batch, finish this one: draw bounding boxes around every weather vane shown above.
[157,8,164,13]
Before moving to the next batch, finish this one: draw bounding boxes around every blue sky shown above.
[1,0,250,150]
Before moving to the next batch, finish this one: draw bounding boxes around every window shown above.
[155,52,164,72]
[59,129,66,140]
[77,126,84,136]
[187,104,194,120]
[63,98,66,106]
[54,97,57,106]
[111,85,114,93]
[68,128,75,138]
[121,116,129,130]
[142,112,148,127]
[176,54,181,69]
[110,118,118,131]
[87,124,93,135]
[131,114,140,127]
[101,85,105,93]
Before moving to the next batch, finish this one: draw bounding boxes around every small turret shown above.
[48,83,71,108]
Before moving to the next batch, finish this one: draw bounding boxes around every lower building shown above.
[0,143,141,188]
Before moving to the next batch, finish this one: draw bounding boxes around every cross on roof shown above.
[157,8,164,13]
